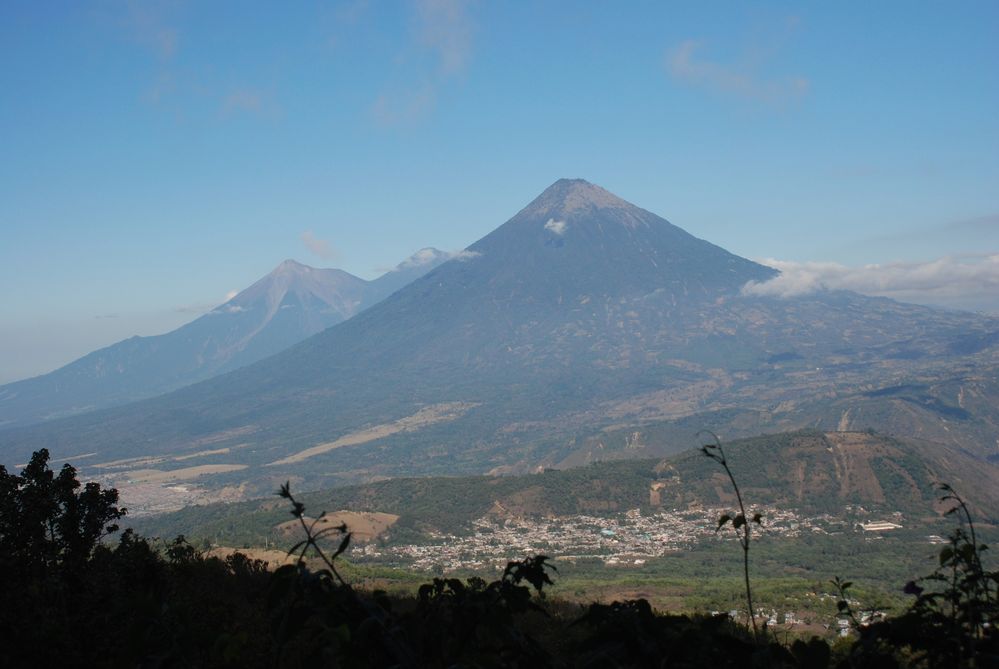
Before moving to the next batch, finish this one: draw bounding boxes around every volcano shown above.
[0,249,448,429]
[2,180,997,497]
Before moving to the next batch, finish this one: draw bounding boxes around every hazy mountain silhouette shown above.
[0,249,448,429]
[2,180,997,493]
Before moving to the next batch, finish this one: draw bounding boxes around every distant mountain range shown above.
[2,179,998,503]
[0,248,449,429]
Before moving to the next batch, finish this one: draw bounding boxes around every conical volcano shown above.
[3,180,998,501]
[0,249,448,429]
[424,179,775,311]
[465,178,775,299]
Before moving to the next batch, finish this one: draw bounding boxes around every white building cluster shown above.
[355,505,861,573]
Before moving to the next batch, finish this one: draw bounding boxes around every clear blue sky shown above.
[2,1,998,383]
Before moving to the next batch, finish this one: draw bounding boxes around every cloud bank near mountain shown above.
[744,254,999,312]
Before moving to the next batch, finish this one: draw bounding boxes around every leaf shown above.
[939,547,954,566]
[331,532,352,560]
[751,513,762,525]
[716,514,731,531]
[733,515,746,530]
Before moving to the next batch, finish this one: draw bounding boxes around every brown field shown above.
[275,510,399,543]
[268,402,477,465]
[120,464,248,484]
[207,546,297,569]
[95,445,245,471]
[174,447,232,461]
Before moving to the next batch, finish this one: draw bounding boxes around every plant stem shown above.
[700,431,759,642]
[295,511,350,588]
[722,452,758,642]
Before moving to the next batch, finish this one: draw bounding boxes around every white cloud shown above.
[372,0,475,125]
[375,248,478,274]
[416,0,473,76]
[116,0,179,60]
[300,230,339,260]
[109,4,278,121]
[544,218,568,236]
[206,303,248,315]
[395,247,445,269]
[666,38,808,105]
[224,290,238,302]
[742,255,999,311]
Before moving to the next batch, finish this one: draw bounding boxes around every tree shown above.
[0,448,125,576]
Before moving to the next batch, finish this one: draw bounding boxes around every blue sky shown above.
[1,1,998,383]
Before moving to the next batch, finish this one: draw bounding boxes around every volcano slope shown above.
[0,249,448,429]
[2,179,997,498]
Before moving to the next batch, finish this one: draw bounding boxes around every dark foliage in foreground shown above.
[833,484,999,668]
[1,450,996,668]
[0,450,272,668]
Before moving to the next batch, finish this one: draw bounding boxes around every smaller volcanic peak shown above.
[270,258,313,275]
[0,250,446,429]
[276,258,306,269]
[225,260,366,319]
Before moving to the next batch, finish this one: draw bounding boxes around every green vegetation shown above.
[132,431,999,568]
[131,456,660,545]
[5,447,998,666]
[125,431,998,630]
